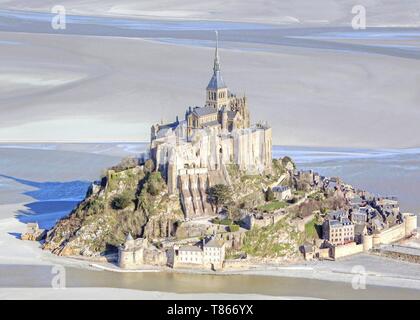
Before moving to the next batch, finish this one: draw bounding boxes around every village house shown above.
[272,185,292,200]
[322,211,355,246]
[350,209,367,225]
[173,236,226,270]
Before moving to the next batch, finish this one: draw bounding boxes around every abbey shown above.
[150,33,272,218]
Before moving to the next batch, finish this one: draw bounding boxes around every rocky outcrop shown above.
[43,156,291,257]
[43,165,183,257]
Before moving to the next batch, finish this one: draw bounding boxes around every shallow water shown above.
[0,264,419,300]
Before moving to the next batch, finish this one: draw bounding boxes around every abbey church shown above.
[150,32,272,218]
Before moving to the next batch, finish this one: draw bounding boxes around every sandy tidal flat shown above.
[0,24,420,147]
[1,0,420,26]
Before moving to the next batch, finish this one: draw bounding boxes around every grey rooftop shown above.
[192,106,218,117]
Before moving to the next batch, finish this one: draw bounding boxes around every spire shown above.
[206,30,226,91]
[213,30,220,73]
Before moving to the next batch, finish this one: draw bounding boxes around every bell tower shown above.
[206,31,229,110]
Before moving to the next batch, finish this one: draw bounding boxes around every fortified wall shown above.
[333,213,417,259]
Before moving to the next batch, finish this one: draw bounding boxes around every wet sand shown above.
[0,10,420,147]
[1,263,419,300]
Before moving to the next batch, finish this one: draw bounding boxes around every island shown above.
[33,33,418,272]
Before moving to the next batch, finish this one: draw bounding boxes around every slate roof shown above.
[272,185,290,192]
[179,245,202,252]
[328,210,347,220]
[192,106,218,117]
[204,238,224,248]
[227,110,236,120]
[207,70,227,90]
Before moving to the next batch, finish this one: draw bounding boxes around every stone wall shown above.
[333,242,364,259]
[374,223,407,245]
[293,213,316,233]
[240,211,287,230]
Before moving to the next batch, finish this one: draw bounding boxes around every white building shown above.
[272,185,292,200]
[173,237,226,270]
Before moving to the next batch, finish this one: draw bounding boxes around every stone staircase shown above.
[179,169,229,218]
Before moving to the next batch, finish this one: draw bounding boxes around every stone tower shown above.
[206,31,229,110]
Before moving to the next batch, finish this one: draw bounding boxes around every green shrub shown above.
[146,172,163,196]
[220,218,233,225]
[211,218,232,225]
[257,200,287,213]
[265,187,275,202]
[111,192,133,210]
[207,184,233,212]
[228,224,240,232]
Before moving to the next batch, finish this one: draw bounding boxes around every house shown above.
[173,236,226,270]
[272,185,292,200]
[349,195,365,208]
[322,215,355,246]
[327,210,348,220]
[350,210,367,225]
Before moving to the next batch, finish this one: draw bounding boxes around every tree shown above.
[265,187,275,202]
[146,172,163,196]
[207,184,233,213]
[111,192,133,210]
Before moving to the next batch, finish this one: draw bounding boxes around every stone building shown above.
[118,234,167,269]
[272,185,292,200]
[322,211,355,246]
[350,210,367,225]
[173,236,226,270]
[150,32,272,218]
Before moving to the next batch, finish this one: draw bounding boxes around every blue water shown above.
[272,145,420,164]
[288,31,420,41]
[0,40,20,45]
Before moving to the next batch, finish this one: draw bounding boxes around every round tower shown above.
[372,234,381,248]
[118,233,135,269]
[362,234,373,252]
[403,212,417,237]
